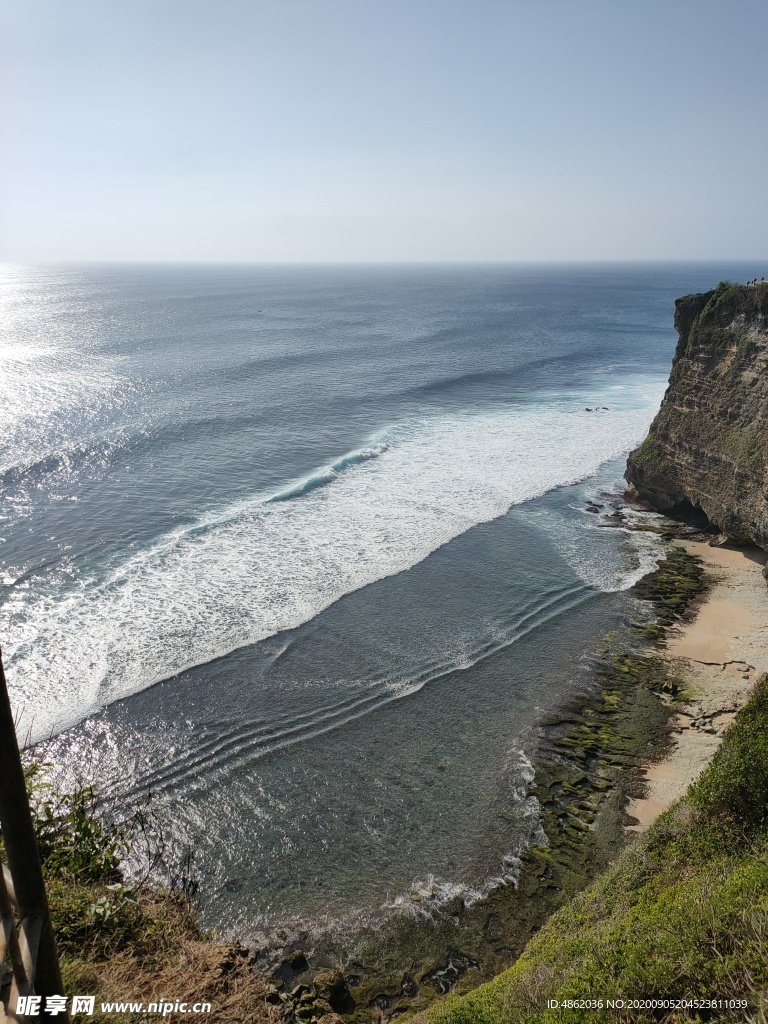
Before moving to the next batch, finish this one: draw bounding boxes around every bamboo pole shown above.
[0,648,67,1021]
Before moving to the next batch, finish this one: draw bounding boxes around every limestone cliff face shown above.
[625,281,768,547]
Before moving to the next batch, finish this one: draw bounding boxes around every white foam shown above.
[3,376,667,743]
[520,474,668,593]
[384,751,545,918]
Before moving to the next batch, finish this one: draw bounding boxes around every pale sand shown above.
[626,539,768,832]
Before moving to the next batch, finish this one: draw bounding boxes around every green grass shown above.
[630,435,668,476]
[719,429,764,469]
[711,280,744,307]
[688,281,744,344]
[417,677,768,1024]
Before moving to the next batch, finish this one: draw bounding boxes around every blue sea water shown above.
[0,262,762,940]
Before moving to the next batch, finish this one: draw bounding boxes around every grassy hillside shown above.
[417,676,768,1023]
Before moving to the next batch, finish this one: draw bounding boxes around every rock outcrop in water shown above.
[625,281,768,547]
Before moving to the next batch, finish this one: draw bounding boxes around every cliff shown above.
[625,280,768,547]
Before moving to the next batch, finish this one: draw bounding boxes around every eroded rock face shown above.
[625,281,768,547]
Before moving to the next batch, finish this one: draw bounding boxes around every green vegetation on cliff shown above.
[418,677,768,1024]
[629,435,668,476]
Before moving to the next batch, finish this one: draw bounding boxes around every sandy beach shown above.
[627,538,768,832]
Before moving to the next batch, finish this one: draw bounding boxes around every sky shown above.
[1,0,766,263]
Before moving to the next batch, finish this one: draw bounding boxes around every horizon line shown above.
[2,257,767,268]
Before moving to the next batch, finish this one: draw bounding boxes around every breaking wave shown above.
[3,376,666,744]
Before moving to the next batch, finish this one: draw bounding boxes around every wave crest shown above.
[3,377,666,744]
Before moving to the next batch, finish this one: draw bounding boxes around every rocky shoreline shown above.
[265,511,711,1024]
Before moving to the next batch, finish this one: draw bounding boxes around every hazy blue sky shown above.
[2,0,766,262]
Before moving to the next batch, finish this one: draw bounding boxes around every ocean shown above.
[0,261,761,943]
